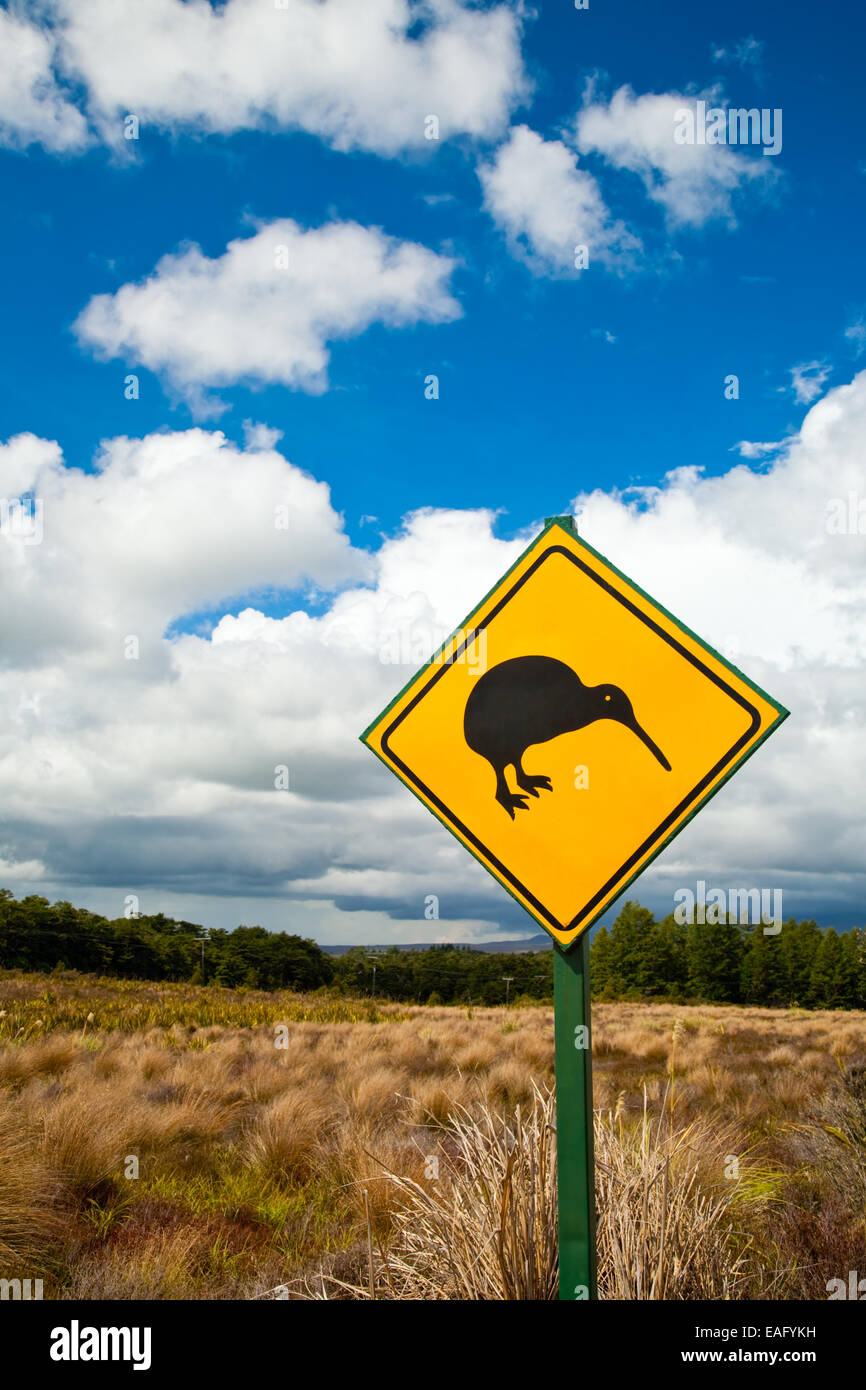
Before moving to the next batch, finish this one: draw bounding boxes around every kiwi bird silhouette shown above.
[464,654,671,818]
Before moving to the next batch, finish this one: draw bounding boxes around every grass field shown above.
[1,969,865,1300]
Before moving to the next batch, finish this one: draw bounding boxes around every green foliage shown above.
[686,917,743,1002]
[593,899,865,1010]
[1,887,863,1011]
[330,941,553,1005]
[0,889,332,992]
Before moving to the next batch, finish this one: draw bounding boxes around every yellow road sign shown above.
[361,518,788,949]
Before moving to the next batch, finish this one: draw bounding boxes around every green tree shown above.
[809,929,844,1007]
[779,918,821,1005]
[741,924,786,1005]
[605,901,657,996]
[686,918,743,1002]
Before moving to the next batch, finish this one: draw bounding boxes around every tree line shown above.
[591,902,866,1010]
[0,889,863,1009]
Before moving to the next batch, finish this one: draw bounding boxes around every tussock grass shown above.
[595,1092,762,1299]
[243,1092,336,1184]
[0,970,864,1299]
[343,1086,559,1301]
[383,1084,558,1301]
[0,1101,62,1271]
[310,1087,773,1301]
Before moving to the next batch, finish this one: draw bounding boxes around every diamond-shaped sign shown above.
[361,518,788,949]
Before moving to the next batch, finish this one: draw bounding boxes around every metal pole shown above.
[553,933,597,1300]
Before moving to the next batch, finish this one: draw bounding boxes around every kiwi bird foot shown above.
[496,790,531,819]
[516,773,552,797]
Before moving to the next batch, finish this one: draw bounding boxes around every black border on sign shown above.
[380,544,761,937]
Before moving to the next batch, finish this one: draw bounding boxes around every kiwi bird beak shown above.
[626,716,671,771]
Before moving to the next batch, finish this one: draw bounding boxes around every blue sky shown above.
[3,0,864,550]
[0,0,864,941]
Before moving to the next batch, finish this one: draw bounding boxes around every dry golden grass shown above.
[0,971,864,1300]
[0,1098,63,1269]
[310,1085,768,1302]
[312,1085,559,1301]
[595,1095,760,1300]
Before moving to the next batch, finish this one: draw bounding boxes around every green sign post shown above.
[360,512,788,1301]
[553,934,597,1298]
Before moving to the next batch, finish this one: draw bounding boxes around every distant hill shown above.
[323,936,552,956]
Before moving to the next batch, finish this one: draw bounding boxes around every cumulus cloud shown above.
[73,220,461,413]
[567,377,866,916]
[478,124,640,275]
[0,461,525,936]
[3,0,526,158]
[0,7,90,153]
[0,426,368,673]
[3,374,866,936]
[575,84,776,228]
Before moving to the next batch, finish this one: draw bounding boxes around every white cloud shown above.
[33,0,527,157]
[0,432,63,497]
[242,421,284,452]
[0,426,368,672]
[730,438,789,459]
[3,373,866,935]
[565,380,866,912]
[573,386,866,671]
[1,455,526,934]
[0,7,90,153]
[478,124,640,275]
[575,84,775,228]
[788,361,831,405]
[74,219,461,413]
